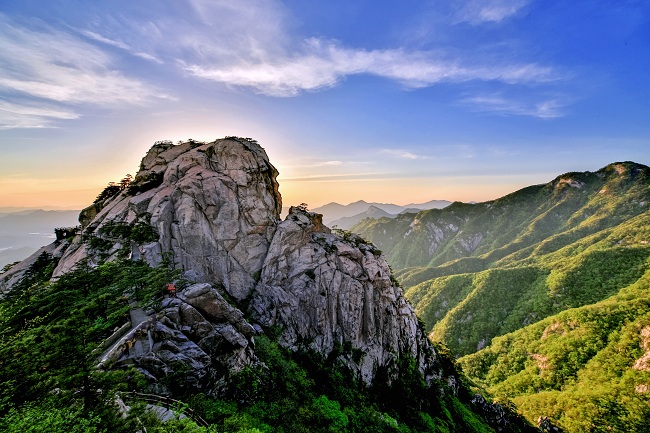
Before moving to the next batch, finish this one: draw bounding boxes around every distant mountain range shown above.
[353,161,650,430]
[304,199,451,227]
[0,209,79,268]
[0,198,446,266]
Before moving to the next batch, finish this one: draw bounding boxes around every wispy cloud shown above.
[80,29,130,50]
[0,100,79,129]
[186,38,557,97]
[280,160,346,170]
[280,172,391,182]
[0,14,169,128]
[80,30,163,63]
[456,0,530,24]
[460,94,564,118]
[380,149,428,160]
[304,160,345,168]
[55,0,562,107]
[111,1,556,97]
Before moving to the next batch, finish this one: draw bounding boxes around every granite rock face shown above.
[99,282,258,395]
[251,206,439,385]
[3,137,446,389]
[53,138,281,301]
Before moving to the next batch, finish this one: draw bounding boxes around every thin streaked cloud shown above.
[460,94,564,118]
[80,30,163,63]
[0,13,169,129]
[125,1,559,97]
[0,100,79,129]
[278,158,347,170]
[298,160,345,168]
[186,38,557,97]
[456,0,531,24]
[280,171,391,182]
[80,30,131,50]
[380,149,428,160]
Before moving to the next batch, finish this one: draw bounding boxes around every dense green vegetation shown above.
[351,163,650,357]
[408,231,650,357]
[184,334,533,433]
[0,251,533,432]
[0,255,179,432]
[356,162,649,276]
[350,162,650,432]
[459,266,650,432]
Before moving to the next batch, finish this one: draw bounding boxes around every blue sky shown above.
[0,0,649,209]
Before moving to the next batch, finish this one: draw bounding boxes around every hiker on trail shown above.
[166,283,177,298]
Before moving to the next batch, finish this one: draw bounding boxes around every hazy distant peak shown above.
[366,205,387,214]
[312,199,451,225]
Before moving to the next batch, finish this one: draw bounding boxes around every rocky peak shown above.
[286,205,330,234]
[54,137,281,301]
[599,161,649,178]
[3,137,447,390]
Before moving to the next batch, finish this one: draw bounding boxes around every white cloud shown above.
[186,38,557,96]
[81,30,131,50]
[134,52,163,63]
[457,0,530,24]
[61,1,560,104]
[282,160,345,169]
[380,149,428,160]
[280,172,390,182]
[105,1,555,97]
[0,100,79,129]
[461,94,564,118]
[312,160,344,167]
[80,29,163,64]
[0,14,169,128]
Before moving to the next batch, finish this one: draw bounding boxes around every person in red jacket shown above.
[166,283,177,298]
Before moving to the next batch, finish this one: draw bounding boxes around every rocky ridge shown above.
[1,138,441,390]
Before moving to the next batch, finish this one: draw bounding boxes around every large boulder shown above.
[100,282,259,395]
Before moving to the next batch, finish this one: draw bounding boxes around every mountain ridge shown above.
[354,161,649,272]
[352,160,650,431]
[309,198,451,225]
[0,137,535,432]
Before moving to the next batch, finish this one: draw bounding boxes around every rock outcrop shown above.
[251,206,438,385]
[2,137,445,390]
[53,138,281,301]
[99,282,258,395]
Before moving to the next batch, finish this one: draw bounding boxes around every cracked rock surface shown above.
[6,137,449,390]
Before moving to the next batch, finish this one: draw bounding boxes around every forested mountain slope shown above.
[459,265,650,433]
[354,162,649,274]
[353,161,650,432]
[407,210,650,357]
[352,162,650,357]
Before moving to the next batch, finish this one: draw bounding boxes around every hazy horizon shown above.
[1,1,649,210]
